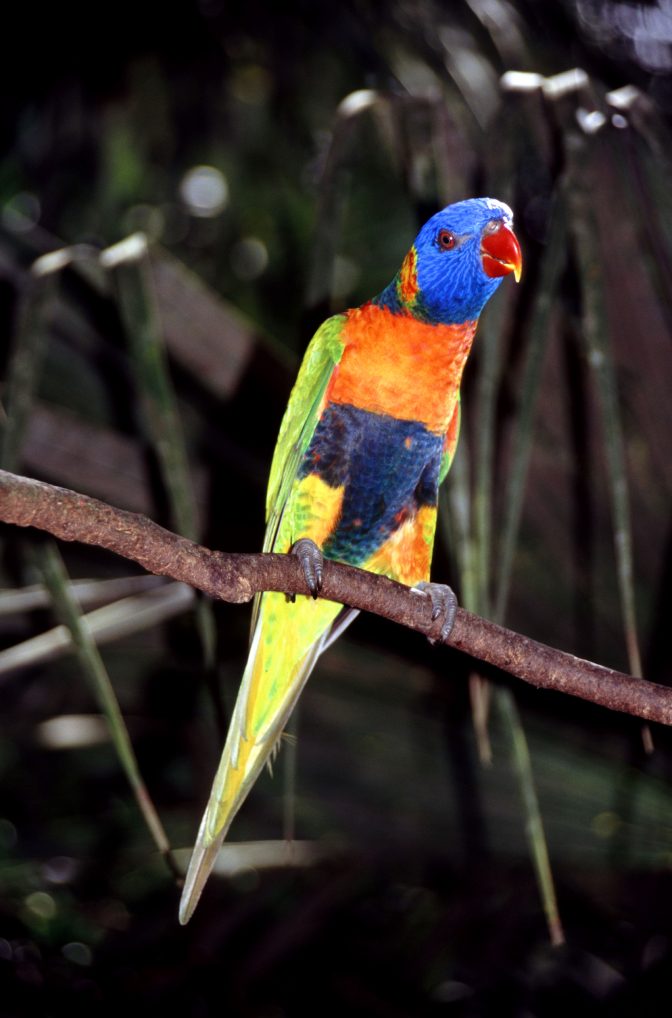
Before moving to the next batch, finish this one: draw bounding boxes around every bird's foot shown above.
[412,581,458,644]
[291,538,324,599]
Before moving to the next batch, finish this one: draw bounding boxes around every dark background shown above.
[1,1,672,1014]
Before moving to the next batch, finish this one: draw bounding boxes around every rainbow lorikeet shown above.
[179,197,522,923]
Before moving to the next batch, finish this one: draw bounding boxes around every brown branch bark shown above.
[1,467,670,726]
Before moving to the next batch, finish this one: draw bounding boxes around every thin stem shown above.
[37,542,180,879]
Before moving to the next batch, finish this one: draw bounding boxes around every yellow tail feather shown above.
[179,592,343,923]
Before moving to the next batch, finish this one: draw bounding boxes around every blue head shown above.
[374,197,522,325]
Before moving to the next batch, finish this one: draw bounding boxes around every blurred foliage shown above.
[2,0,672,1014]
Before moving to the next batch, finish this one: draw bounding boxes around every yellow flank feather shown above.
[364,505,437,586]
[292,474,344,547]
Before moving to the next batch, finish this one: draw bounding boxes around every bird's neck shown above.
[326,303,478,434]
[373,246,435,322]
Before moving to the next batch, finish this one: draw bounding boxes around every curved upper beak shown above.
[481,222,522,282]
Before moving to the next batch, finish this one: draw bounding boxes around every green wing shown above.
[263,313,346,553]
[438,394,461,486]
[248,314,346,636]
[180,314,348,922]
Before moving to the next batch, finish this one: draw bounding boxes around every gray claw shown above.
[413,581,458,643]
[292,538,324,599]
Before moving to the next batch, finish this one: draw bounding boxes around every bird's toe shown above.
[292,538,324,598]
[412,581,458,643]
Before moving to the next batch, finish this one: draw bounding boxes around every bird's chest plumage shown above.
[325,303,477,434]
[295,304,476,566]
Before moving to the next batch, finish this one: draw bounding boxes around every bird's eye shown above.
[437,229,456,251]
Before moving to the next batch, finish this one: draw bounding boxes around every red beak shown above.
[481,222,522,282]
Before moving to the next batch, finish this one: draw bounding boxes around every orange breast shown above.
[326,304,477,434]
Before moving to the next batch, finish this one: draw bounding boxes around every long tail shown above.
[179,592,355,924]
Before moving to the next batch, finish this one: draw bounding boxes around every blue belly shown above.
[298,402,443,564]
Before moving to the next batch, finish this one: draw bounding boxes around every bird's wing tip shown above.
[178,832,224,925]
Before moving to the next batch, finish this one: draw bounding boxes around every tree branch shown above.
[1,468,670,726]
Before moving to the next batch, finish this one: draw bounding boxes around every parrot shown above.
[179,197,522,923]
